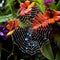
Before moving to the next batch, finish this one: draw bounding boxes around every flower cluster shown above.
[32,9,60,30]
[1,0,60,40]
[0,19,20,40]
[19,0,35,16]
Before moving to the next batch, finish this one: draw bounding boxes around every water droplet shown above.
[27,33,29,35]
[25,37,29,41]
[44,37,48,40]
[28,42,30,45]
[29,34,32,36]
[32,43,35,46]
[25,47,28,50]
[27,33,32,36]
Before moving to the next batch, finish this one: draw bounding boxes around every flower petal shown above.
[3,30,9,34]
[32,24,41,30]
[0,32,4,36]
[6,30,15,36]
[49,18,55,24]
[25,8,32,14]
[44,0,55,6]
[24,0,30,7]
[20,3,26,8]
[28,2,35,9]
[0,26,4,31]
[20,9,25,16]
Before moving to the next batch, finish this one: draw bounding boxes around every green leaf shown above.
[19,20,31,28]
[55,52,60,60]
[14,55,17,60]
[54,34,60,44]
[50,3,56,10]
[5,0,15,7]
[17,0,22,4]
[31,0,46,13]
[56,1,60,11]
[36,0,46,13]
[0,14,13,22]
[40,44,54,60]
[4,0,16,15]
[19,22,29,28]
[36,3,46,13]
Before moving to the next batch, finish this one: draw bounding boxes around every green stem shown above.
[0,43,2,60]
[14,55,17,60]
[9,5,14,16]
[0,47,10,53]
[7,35,14,60]
[17,0,22,4]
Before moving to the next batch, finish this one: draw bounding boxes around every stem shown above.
[17,0,22,4]
[7,35,14,60]
[0,49,1,60]
[0,47,10,53]
[14,55,17,60]
[9,5,14,16]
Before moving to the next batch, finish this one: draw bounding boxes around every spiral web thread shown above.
[11,6,52,55]
[11,24,52,55]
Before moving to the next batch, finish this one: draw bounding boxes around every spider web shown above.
[11,6,52,55]
[11,25,52,55]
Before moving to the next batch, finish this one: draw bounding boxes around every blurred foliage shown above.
[50,0,60,11]
[56,0,60,11]
[55,52,60,60]
[0,14,13,22]
[55,34,60,44]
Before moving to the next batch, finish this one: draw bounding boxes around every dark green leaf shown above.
[56,1,60,11]
[54,34,60,44]
[40,44,54,60]
[50,3,56,10]
[55,52,60,60]
[14,55,17,60]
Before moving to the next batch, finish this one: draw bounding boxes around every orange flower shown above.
[6,19,20,31]
[32,10,60,30]
[32,12,49,30]
[43,10,60,24]
[6,19,20,36]
[6,30,15,37]
[19,0,35,16]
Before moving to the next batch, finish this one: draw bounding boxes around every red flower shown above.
[44,10,60,24]
[6,19,20,31]
[32,12,48,30]
[32,10,60,30]
[19,0,35,16]
[6,19,20,36]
